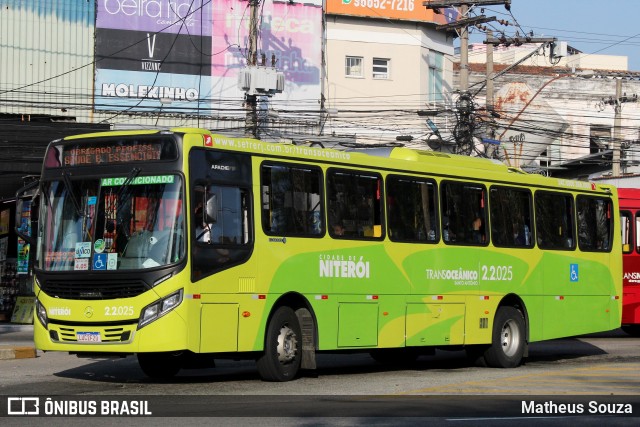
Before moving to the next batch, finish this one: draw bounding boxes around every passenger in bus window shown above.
[472,215,483,243]
[443,216,452,242]
[513,224,526,246]
[332,222,345,237]
[597,236,609,250]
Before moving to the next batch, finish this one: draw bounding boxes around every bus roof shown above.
[61,127,616,194]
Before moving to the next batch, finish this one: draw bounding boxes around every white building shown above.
[467,42,628,72]
[458,43,640,179]
[323,4,457,145]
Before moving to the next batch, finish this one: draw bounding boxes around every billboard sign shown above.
[94,0,322,115]
[96,28,212,75]
[209,0,322,113]
[95,0,213,113]
[97,0,212,35]
[325,0,458,24]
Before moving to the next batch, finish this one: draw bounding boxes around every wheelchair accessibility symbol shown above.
[570,263,579,282]
[93,253,107,271]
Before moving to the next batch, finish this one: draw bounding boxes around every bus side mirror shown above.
[205,193,218,224]
[15,181,39,245]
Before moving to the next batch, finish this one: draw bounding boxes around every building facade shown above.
[324,2,456,144]
[458,43,640,179]
[0,0,458,198]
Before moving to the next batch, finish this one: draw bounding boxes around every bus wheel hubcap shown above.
[501,320,520,357]
[277,325,298,364]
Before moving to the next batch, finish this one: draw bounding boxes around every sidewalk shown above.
[0,323,36,360]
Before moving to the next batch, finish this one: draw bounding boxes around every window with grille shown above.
[345,56,363,78]
[372,58,389,79]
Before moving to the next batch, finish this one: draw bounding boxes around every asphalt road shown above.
[1,326,639,425]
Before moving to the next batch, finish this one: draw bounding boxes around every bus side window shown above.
[327,169,383,240]
[386,175,437,243]
[635,212,640,253]
[577,195,613,252]
[619,211,631,253]
[535,191,575,250]
[261,163,324,237]
[489,186,533,248]
[440,180,487,245]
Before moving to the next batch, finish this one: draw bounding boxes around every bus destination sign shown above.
[62,142,162,166]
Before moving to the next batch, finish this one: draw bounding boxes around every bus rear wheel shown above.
[137,351,183,380]
[484,306,525,368]
[256,306,302,382]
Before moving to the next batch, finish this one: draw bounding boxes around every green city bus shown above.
[18,128,622,381]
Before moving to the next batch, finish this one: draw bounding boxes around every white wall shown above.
[467,44,629,71]
[466,65,640,176]
[325,16,455,144]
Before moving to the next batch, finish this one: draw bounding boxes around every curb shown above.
[0,323,33,331]
[0,345,36,360]
[0,323,36,360]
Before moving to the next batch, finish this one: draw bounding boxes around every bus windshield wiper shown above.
[115,167,141,216]
[62,172,83,218]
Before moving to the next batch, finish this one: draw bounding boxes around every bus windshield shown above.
[38,174,185,272]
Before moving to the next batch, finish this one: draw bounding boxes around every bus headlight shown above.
[35,298,48,329]
[138,289,183,330]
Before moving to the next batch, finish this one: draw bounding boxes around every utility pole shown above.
[486,30,494,111]
[613,78,622,176]
[239,0,284,139]
[245,0,260,138]
[483,35,556,160]
[458,4,469,92]
[485,30,496,158]
[424,0,510,153]
[424,0,511,92]
[426,0,513,93]
[482,36,558,93]
[603,79,638,175]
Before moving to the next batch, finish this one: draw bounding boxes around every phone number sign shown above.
[326,0,457,24]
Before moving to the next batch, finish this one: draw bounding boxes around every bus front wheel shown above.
[256,306,302,382]
[137,351,183,380]
[484,306,526,368]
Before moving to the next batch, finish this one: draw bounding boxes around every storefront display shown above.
[0,201,34,323]
[0,260,19,321]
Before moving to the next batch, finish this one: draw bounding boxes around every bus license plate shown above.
[77,332,101,342]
